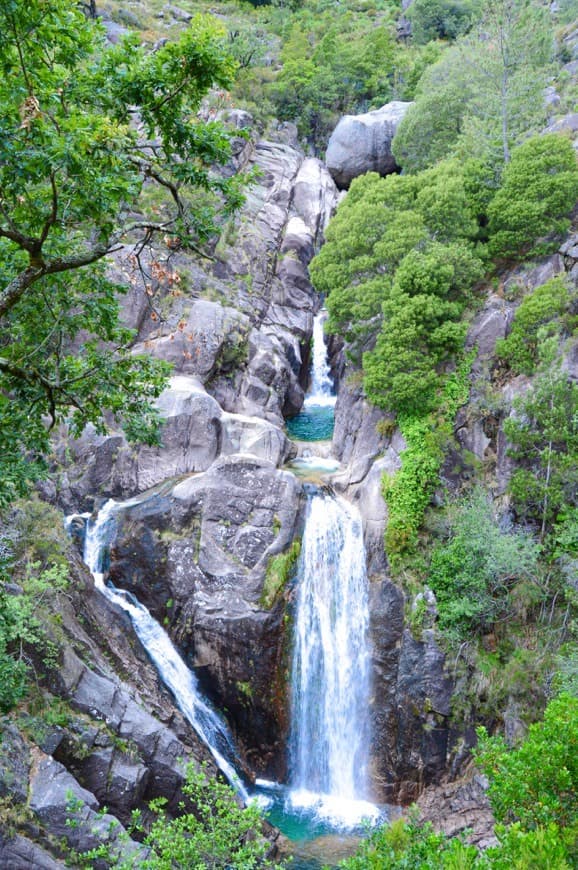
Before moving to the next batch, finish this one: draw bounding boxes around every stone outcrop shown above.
[369,580,454,803]
[325,101,412,189]
[55,376,294,511]
[0,545,221,866]
[415,771,496,849]
[103,456,303,777]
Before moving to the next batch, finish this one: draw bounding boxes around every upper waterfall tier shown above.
[304,309,335,409]
[286,309,335,442]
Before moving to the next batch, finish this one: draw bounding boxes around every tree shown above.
[461,0,553,165]
[133,763,277,869]
[393,0,554,172]
[504,341,578,540]
[0,1,243,506]
[406,0,483,44]
[488,134,578,260]
[363,240,484,414]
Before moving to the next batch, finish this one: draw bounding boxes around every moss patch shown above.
[260,539,301,610]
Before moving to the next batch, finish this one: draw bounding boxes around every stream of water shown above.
[289,493,375,821]
[66,502,250,802]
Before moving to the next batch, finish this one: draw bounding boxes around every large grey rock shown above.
[370,583,454,803]
[133,299,251,383]
[106,457,303,776]
[29,755,145,863]
[55,376,293,508]
[0,835,66,870]
[325,101,412,189]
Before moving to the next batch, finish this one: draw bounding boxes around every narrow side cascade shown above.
[67,500,249,801]
[288,492,377,826]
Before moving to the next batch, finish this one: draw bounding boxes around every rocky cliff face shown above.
[0,531,226,868]
[46,125,337,782]
[11,98,578,867]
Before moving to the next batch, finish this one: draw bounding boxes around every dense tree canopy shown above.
[393,0,554,172]
[0,0,243,506]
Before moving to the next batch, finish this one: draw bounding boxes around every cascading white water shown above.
[67,500,249,802]
[304,309,335,409]
[288,492,379,827]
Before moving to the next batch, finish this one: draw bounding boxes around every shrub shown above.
[428,489,541,641]
[488,134,578,260]
[495,277,573,375]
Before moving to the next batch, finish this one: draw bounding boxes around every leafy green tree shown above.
[406,0,483,44]
[505,342,578,540]
[495,277,574,375]
[340,695,577,868]
[428,488,541,641]
[133,763,277,869]
[488,134,578,260]
[0,0,243,506]
[363,240,484,413]
[475,693,578,838]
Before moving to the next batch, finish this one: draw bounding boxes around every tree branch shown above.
[0,241,117,319]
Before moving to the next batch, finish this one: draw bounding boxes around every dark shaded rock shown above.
[71,748,149,822]
[370,581,453,804]
[106,457,303,776]
[0,723,30,804]
[0,835,66,870]
[325,102,412,189]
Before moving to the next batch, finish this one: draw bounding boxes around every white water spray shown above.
[304,309,335,409]
[67,500,249,801]
[288,493,378,827]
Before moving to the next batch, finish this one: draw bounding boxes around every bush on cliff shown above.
[488,134,578,260]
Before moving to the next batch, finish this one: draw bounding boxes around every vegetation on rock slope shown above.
[1,0,578,865]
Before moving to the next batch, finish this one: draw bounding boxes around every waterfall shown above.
[288,492,378,827]
[67,500,249,802]
[304,309,335,408]
[287,309,336,444]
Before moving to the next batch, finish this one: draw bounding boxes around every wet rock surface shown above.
[369,580,454,803]
[105,456,303,775]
